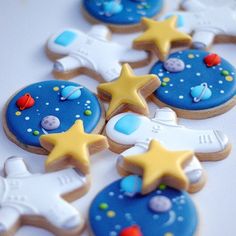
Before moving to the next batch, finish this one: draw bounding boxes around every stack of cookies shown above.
[1,0,236,235]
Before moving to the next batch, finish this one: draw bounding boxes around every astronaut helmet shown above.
[47,29,84,55]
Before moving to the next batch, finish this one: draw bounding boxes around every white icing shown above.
[0,157,87,232]
[162,0,236,49]
[47,25,148,81]
[106,108,229,153]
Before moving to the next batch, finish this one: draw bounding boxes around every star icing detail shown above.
[123,140,193,194]
[97,63,159,119]
[40,120,108,174]
[133,16,192,61]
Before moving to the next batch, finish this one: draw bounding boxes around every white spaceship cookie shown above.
[163,0,236,49]
[105,108,231,161]
[46,25,150,81]
[0,157,89,236]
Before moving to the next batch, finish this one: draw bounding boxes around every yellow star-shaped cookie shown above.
[123,140,193,194]
[97,63,160,119]
[40,120,108,174]
[133,16,192,61]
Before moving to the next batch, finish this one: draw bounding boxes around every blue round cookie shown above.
[4,80,104,153]
[83,0,164,32]
[151,50,236,118]
[89,178,198,236]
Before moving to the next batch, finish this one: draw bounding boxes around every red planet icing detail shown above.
[204,53,221,67]
[16,93,35,111]
[119,225,143,236]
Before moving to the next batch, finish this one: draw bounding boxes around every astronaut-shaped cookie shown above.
[163,0,236,49]
[46,25,150,81]
[0,157,89,236]
[105,108,231,161]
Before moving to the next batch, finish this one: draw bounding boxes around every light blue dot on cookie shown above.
[114,114,141,135]
[55,31,77,46]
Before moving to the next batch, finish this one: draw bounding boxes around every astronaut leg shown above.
[42,198,82,230]
[0,207,20,232]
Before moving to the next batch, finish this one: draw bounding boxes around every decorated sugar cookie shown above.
[82,0,164,33]
[46,25,150,81]
[97,63,160,120]
[105,108,231,161]
[133,16,192,61]
[150,50,236,119]
[0,156,89,236]
[162,0,236,49]
[118,140,193,194]
[3,80,105,154]
[89,178,199,236]
[40,120,109,173]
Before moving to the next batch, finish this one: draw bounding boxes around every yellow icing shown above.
[225,75,233,82]
[40,120,107,174]
[53,86,60,91]
[98,63,157,118]
[124,140,193,194]
[15,111,21,116]
[134,16,192,61]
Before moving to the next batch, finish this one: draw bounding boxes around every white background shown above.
[0,0,236,235]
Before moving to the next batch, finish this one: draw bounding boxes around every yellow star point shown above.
[134,16,192,61]
[124,140,193,194]
[40,120,108,174]
[98,63,159,119]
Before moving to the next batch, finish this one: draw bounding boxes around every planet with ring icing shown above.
[60,86,82,101]
[191,83,212,103]
[120,175,142,197]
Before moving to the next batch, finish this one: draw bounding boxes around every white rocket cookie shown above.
[46,25,150,81]
[162,0,236,49]
[0,157,89,236]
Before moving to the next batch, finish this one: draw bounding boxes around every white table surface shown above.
[0,0,236,235]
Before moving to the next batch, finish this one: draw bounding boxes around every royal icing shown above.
[121,140,193,194]
[83,0,164,26]
[40,120,108,174]
[89,179,198,236]
[0,157,87,234]
[133,16,192,61]
[47,25,148,81]
[98,63,159,119]
[5,80,103,149]
[151,50,236,111]
[163,0,236,49]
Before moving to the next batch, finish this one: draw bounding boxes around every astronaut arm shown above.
[0,207,20,232]
[153,108,178,125]
[88,25,111,41]
[192,30,215,49]
[4,157,31,178]
[53,54,85,73]
[120,48,149,65]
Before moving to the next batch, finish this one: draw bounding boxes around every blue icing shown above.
[151,50,236,110]
[54,31,77,46]
[114,114,141,135]
[6,80,102,147]
[165,14,184,27]
[89,179,198,236]
[83,0,164,25]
